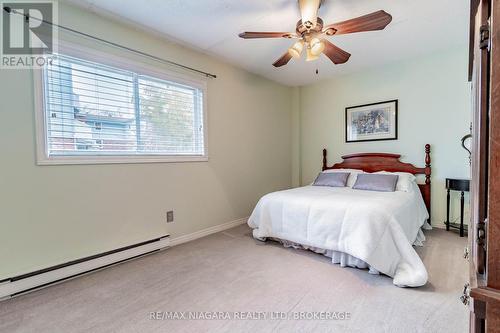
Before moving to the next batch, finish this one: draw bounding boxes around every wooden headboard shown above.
[322,144,432,222]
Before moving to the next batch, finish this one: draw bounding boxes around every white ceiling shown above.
[65,0,470,86]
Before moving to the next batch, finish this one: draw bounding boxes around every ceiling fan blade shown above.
[322,40,351,64]
[298,0,322,28]
[323,10,392,35]
[273,51,293,67]
[238,32,297,39]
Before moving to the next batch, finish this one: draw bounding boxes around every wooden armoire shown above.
[468,0,500,331]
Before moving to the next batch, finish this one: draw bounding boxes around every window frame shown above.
[33,41,208,165]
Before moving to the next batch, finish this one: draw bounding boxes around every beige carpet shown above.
[0,225,469,333]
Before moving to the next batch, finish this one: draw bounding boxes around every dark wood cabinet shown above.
[468,0,500,331]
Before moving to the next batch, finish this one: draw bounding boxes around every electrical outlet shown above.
[166,210,174,223]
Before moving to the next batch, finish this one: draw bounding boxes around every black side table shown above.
[445,178,470,237]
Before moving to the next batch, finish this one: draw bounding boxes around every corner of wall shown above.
[291,86,301,187]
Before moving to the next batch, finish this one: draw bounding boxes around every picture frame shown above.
[345,100,398,143]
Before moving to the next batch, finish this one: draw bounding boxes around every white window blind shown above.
[41,53,206,162]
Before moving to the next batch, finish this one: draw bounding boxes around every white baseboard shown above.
[0,236,170,300]
[0,217,249,301]
[432,224,447,230]
[170,217,249,246]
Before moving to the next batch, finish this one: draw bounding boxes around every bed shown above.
[248,145,432,287]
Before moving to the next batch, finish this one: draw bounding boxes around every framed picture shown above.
[345,100,398,143]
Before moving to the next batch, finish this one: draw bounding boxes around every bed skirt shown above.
[256,226,429,277]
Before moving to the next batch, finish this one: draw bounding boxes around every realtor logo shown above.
[1,0,57,68]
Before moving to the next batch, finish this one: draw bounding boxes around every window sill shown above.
[36,155,209,166]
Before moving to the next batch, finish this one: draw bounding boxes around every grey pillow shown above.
[313,172,350,187]
[352,174,399,192]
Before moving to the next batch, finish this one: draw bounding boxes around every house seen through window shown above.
[43,54,205,160]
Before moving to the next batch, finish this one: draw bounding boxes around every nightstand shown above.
[445,178,470,237]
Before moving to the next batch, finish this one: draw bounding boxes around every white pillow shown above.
[375,171,416,192]
[324,168,365,187]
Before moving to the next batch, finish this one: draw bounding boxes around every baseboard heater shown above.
[0,235,170,300]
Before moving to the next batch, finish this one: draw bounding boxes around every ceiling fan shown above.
[238,0,392,67]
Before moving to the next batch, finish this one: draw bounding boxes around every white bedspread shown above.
[248,183,430,287]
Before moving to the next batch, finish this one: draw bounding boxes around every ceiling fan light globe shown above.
[306,47,319,61]
[310,38,325,56]
[288,48,300,58]
[288,41,304,59]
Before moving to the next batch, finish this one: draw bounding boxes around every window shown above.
[36,53,207,164]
